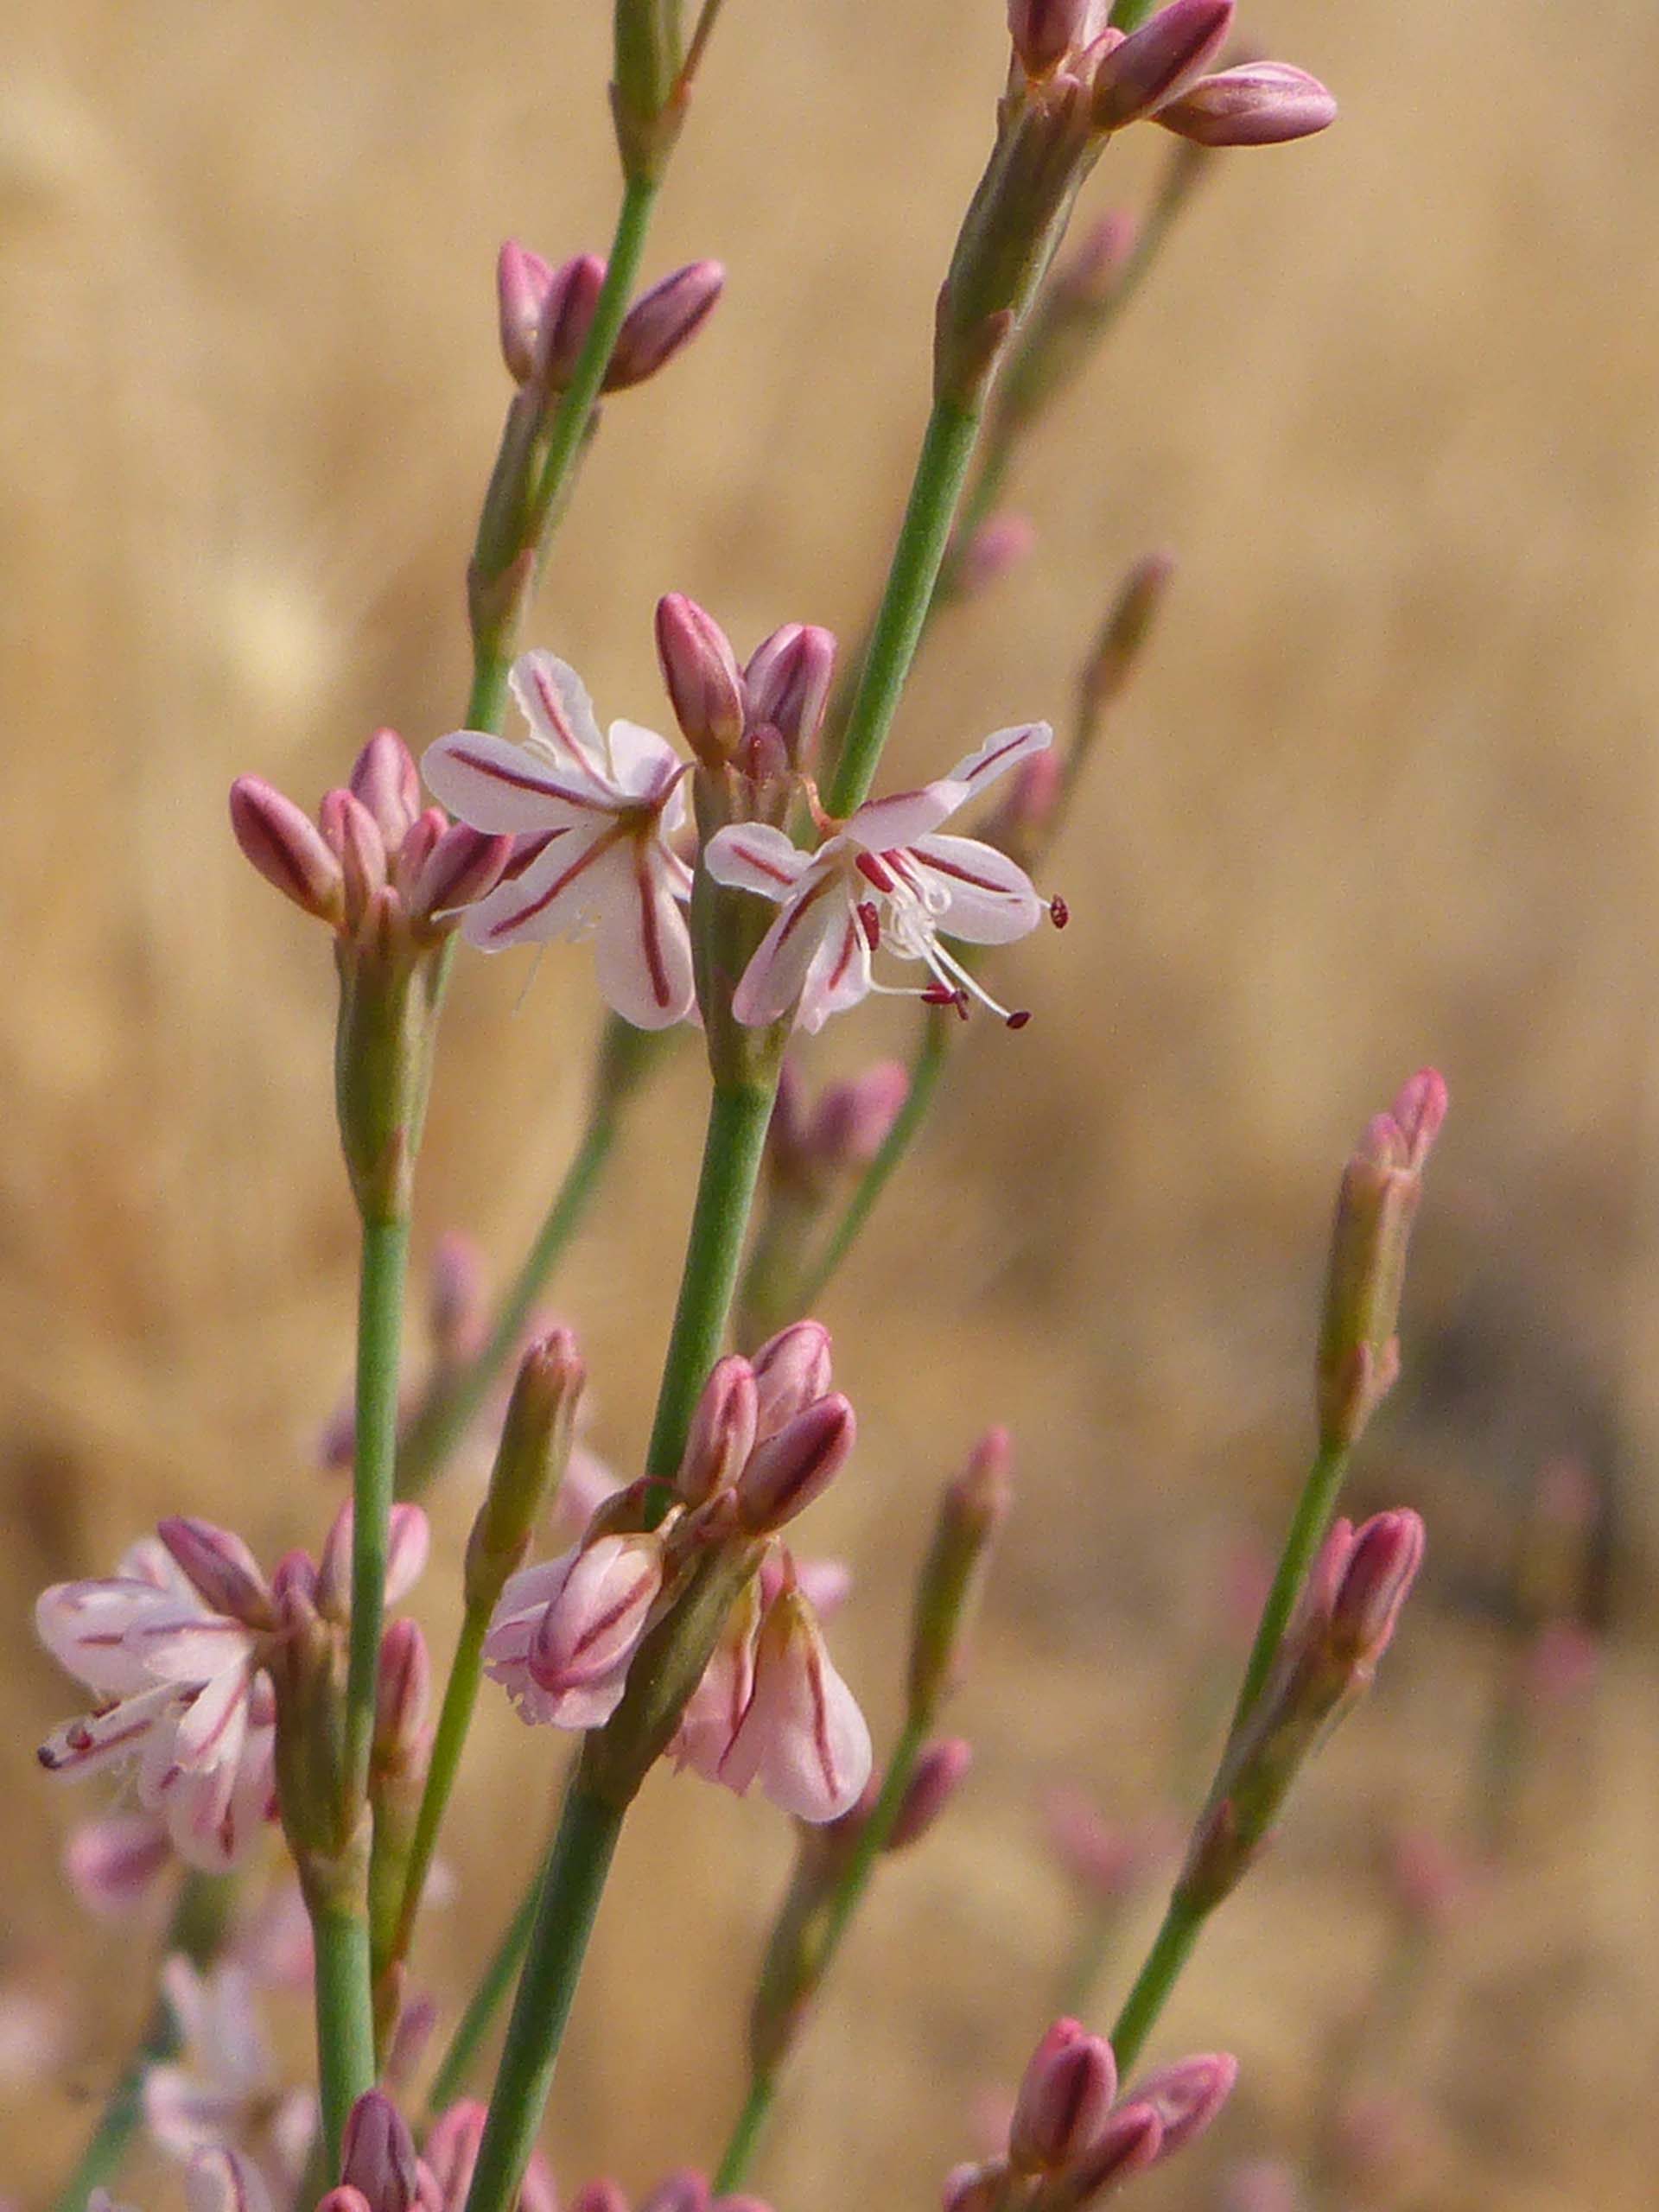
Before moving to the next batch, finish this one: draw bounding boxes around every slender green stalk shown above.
[461,1787,624,2212]
[1055,1896,1134,2022]
[1107,1894,1205,2077]
[313,1900,378,2170]
[823,397,982,818]
[1229,1441,1349,1732]
[50,1874,229,2212]
[714,1714,929,2191]
[643,1080,777,1483]
[384,1607,490,1989]
[397,1105,620,1498]
[794,1014,952,1310]
[425,1866,544,2118]
[345,1216,413,1802]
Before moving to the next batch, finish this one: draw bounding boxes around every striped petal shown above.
[906,833,1045,944]
[424,730,612,831]
[592,842,697,1028]
[730,868,851,1027]
[508,651,613,785]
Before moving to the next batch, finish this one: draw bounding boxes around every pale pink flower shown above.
[35,1537,276,1872]
[715,1581,872,1821]
[423,652,695,1028]
[63,1807,175,1917]
[483,1533,665,1729]
[143,1959,315,2196]
[705,722,1053,1031]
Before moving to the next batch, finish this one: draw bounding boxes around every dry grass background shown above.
[4,0,1659,2204]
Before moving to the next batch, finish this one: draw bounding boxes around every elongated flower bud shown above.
[228,777,345,925]
[1008,0,1096,79]
[1132,2051,1238,2159]
[608,262,725,390]
[349,729,421,849]
[156,1517,274,1628]
[1046,2102,1164,2203]
[678,1353,760,1506]
[404,823,513,932]
[810,1063,910,1172]
[466,1329,586,1610]
[497,240,555,383]
[1154,61,1337,148]
[535,253,607,388]
[1090,0,1234,130]
[373,1618,430,1772]
[340,2091,420,2212]
[957,514,1039,601]
[750,1321,834,1440]
[909,1428,1014,1723]
[887,1735,973,1852]
[1010,2020,1117,2173]
[656,594,747,766]
[743,625,837,767]
[735,1393,856,1533]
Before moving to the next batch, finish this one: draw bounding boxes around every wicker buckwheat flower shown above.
[423,650,696,1028]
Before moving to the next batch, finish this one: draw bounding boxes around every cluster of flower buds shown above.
[766,1058,911,1199]
[482,1322,873,1821]
[312,2091,554,2212]
[1316,1069,1447,1451]
[1175,1510,1425,1915]
[496,244,724,395]
[655,592,838,779]
[948,2021,1237,2210]
[35,1503,429,1904]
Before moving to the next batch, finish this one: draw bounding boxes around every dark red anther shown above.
[1049,894,1070,929]
[856,900,881,950]
[1006,1010,1033,1031]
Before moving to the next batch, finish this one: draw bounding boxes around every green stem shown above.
[384,1606,489,1993]
[1054,1895,1132,2022]
[346,1215,413,1803]
[397,1104,621,1499]
[823,397,982,818]
[425,1864,544,2119]
[461,1786,625,2212]
[50,1874,229,2212]
[643,1080,777,1484]
[714,2075,779,2194]
[1229,1441,1349,1734]
[313,1899,378,2171]
[794,1014,952,1310]
[1107,1894,1205,2078]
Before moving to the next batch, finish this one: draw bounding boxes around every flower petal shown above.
[906,833,1045,944]
[730,868,851,1027]
[509,651,613,785]
[124,1610,258,1687]
[459,820,614,948]
[794,905,874,1034]
[38,1683,180,1781]
[606,717,684,801]
[932,721,1053,806]
[36,1579,190,1696]
[718,1590,872,1821]
[703,823,816,901]
[424,730,613,830]
[591,843,697,1029]
[844,785,961,849]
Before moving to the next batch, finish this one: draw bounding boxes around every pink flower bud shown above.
[320,787,388,932]
[316,1502,429,1622]
[423,2101,486,2211]
[656,594,747,766]
[1090,0,1233,130]
[428,1233,487,1364]
[909,1428,1014,1719]
[735,1393,855,1534]
[157,1518,274,1628]
[678,1354,760,1506]
[340,2091,420,2212]
[1132,2050,1238,2160]
[63,1810,173,1917]
[526,1534,664,1705]
[719,1586,872,1822]
[228,776,344,925]
[1058,2101,1165,2202]
[750,1321,834,1439]
[536,253,606,388]
[497,240,556,383]
[1328,1510,1424,1674]
[1008,0,1096,78]
[743,625,837,768]
[1009,2019,1117,2173]
[350,728,421,848]
[887,1736,972,1851]
[406,824,514,930]
[957,514,1038,601]
[810,1063,910,1171]
[942,2163,1007,2212]
[570,2184,630,2212]
[1154,60,1337,146]
[1055,211,1138,306]
[375,1618,431,1762]
[607,262,725,390]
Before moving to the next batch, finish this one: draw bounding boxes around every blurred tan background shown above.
[4,1,1659,2205]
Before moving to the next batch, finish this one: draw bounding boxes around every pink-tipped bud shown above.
[1090,0,1234,130]
[887,1736,973,1852]
[467,1329,587,1609]
[1009,2020,1117,2173]
[228,776,345,925]
[156,1517,273,1628]
[607,262,724,391]
[1154,60,1337,147]
[1329,1510,1424,1675]
[1132,2051,1238,2161]
[656,594,747,766]
[1041,1789,1160,1901]
[909,1428,1014,1721]
[736,1394,855,1534]
[1056,211,1139,307]
[316,1501,429,1622]
[320,787,389,932]
[810,1064,911,1173]
[742,625,838,768]
[678,1355,760,1506]
[340,2091,420,2212]
[1058,2101,1165,2202]
[396,806,445,891]
[957,514,1039,601]
[406,824,513,930]
[497,240,556,383]
[570,2185,630,2212]
[1007,0,1095,77]
[423,2101,486,2211]
[1081,549,1177,717]
[349,728,421,849]
[639,2173,709,2212]
[943,2162,1007,2212]
[63,1811,173,1918]
[537,253,607,388]
[529,1533,664,1696]
[750,1321,834,1439]
[428,1233,487,1365]
[375,1618,431,1764]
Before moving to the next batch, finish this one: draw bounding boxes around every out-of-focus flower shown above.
[705,723,1054,1032]
[143,1959,315,2199]
[423,652,695,1029]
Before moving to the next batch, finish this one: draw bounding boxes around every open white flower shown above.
[704,721,1053,1032]
[423,651,695,1028]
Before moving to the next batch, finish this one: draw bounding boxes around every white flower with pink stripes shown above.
[423,651,695,1029]
[704,721,1055,1032]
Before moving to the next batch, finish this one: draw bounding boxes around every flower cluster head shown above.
[496,243,724,393]
[483,1322,872,1821]
[230,728,512,954]
[949,2022,1237,2210]
[35,1504,428,1875]
[1007,0,1336,148]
